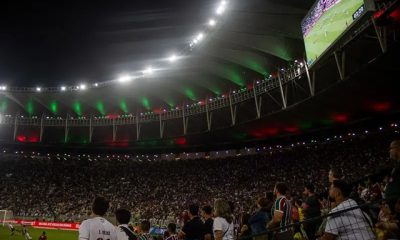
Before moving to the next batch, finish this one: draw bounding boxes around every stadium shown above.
[0,0,400,240]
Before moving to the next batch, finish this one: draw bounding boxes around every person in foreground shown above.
[213,199,234,240]
[116,208,138,240]
[79,196,117,240]
[319,180,375,240]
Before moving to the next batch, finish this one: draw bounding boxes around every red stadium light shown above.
[371,102,391,112]
[333,114,349,123]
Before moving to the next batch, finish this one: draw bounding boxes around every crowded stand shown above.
[1,129,399,239]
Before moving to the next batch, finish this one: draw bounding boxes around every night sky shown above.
[0,1,214,87]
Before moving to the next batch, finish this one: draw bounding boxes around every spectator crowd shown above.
[0,131,400,239]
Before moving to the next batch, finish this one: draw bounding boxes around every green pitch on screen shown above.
[303,0,364,64]
[0,226,78,240]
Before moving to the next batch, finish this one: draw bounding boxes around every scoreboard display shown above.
[302,0,373,66]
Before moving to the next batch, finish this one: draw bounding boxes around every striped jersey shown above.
[271,195,292,231]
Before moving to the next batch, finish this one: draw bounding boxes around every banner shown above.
[4,220,79,231]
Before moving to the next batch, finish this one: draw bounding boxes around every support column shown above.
[253,81,262,119]
[334,51,346,81]
[112,118,117,142]
[182,105,188,135]
[304,61,314,96]
[159,113,165,138]
[64,114,69,143]
[13,115,18,142]
[372,18,387,53]
[136,114,141,141]
[89,116,93,143]
[229,93,237,126]
[205,98,212,131]
[278,72,287,109]
[39,114,44,142]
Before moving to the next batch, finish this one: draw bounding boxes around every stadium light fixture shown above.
[61,86,66,91]
[168,54,178,63]
[0,86,6,91]
[216,3,227,15]
[196,33,204,41]
[143,67,154,75]
[208,19,216,27]
[118,74,132,83]
[79,84,87,90]
[36,87,41,92]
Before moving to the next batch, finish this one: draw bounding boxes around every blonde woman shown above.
[213,199,234,240]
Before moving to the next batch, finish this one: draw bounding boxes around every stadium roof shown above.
[1,0,399,150]
[0,0,311,111]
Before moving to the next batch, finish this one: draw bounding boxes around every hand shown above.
[241,225,248,232]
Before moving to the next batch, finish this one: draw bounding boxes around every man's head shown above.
[389,140,400,161]
[329,180,351,202]
[274,182,287,196]
[140,220,151,233]
[42,232,46,235]
[201,205,212,219]
[304,183,315,196]
[188,204,199,218]
[167,223,177,234]
[257,197,269,209]
[329,168,342,183]
[92,196,109,216]
[115,208,131,225]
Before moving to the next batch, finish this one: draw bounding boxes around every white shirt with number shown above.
[79,217,117,240]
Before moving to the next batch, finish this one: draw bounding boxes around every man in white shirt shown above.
[79,197,117,240]
[320,180,375,240]
[115,208,137,240]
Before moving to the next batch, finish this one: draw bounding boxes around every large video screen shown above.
[302,0,366,65]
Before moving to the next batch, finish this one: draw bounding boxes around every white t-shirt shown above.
[79,217,117,240]
[116,224,136,240]
[213,217,234,240]
[324,199,375,240]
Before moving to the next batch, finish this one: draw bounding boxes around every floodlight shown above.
[168,54,178,62]
[36,87,41,92]
[216,4,226,15]
[61,86,66,91]
[143,67,154,75]
[79,84,87,90]
[118,74,132,83]
[208,19,216,27]
[196,33,204,41]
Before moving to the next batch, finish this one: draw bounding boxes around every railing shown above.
[0,65,306,127]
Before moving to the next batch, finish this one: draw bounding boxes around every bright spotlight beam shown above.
[208,19,216,27]
[143,67,154,75]
[168,55,178,62]
[118,74,132,83]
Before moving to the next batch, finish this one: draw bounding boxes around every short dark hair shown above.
[305,184,315,193]
[92,197,109,216]
[332,180,351,198]
[189,204,199,216]
[202,205,212,215]
[141,220,151,232]
[115,209,131,225]
[330,168,342,179]
[266,192,274,201]
[257,197,269,208]
[275,182,288,195]
[167,223,176,234]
